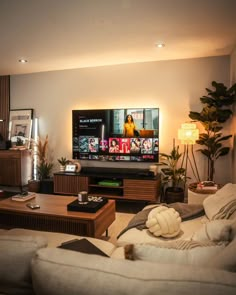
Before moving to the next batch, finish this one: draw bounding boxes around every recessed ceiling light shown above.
[155,43,165,48]
[18,59,28,63]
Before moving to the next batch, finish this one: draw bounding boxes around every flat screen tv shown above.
[72,108,159,162]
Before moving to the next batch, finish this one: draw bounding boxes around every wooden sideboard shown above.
[54,168,161,202]
[0,150,32,188]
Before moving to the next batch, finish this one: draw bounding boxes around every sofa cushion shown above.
[3,228,116,256]
[123,240,225,266]
[203,183,236,220]
[31,248,236,295]
[207,220,236,272]
[117,215,204,247]
[191,220,232,243]
[0,235,47,295]
[208,239,236,272]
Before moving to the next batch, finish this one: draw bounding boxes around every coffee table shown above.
[0,194,116,238]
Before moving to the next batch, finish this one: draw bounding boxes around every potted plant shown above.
[158,145,188,203]
[189,81,236,182]
[34,135,54,193]
[57,157,70,172]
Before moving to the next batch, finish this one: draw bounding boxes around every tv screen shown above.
[72,108,159,162]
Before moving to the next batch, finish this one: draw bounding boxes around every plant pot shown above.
[165,187,185,204]
[40,178,54,194]
[59,165,66,172]
[28,179,41,193]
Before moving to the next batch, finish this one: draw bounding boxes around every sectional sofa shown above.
[0,183,236,295]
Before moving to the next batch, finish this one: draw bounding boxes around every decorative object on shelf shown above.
[158,145,188,203]
[178,122,200,185]
[65,164,77,173]
[9,109,33,149]
[57,157,70,172]
[71,160,81,173]
[189,81,236,181]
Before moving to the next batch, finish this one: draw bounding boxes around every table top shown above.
[0,194,115,220]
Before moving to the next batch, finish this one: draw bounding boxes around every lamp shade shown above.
[178,123,199,144]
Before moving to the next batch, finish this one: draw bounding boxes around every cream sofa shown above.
[0,183,236,295]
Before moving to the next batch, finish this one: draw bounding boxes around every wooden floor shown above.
[101,211,135,244]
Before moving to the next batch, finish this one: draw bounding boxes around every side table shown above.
[188,189,210,205]
[187,183,220,205]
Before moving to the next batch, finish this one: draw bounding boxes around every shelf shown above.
[54,170,161,202]
[89,184,124,189]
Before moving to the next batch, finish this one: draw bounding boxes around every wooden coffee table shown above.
[0,194,116,238]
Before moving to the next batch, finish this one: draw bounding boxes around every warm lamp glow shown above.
[178,123,199,144]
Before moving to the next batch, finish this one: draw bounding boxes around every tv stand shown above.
[54,168,161,202]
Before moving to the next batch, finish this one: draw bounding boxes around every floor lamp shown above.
[178,123,201,189]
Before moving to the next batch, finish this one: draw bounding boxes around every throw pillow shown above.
[146,206,181,238]
[124,240,225,266]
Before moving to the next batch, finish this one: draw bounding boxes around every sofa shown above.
[0,183,236,295]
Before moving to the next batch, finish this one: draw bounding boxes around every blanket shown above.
[117,202,204,239]
[203,183,236,220]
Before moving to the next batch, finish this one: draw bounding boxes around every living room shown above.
[0,1,236,294]
[0,1,236,185]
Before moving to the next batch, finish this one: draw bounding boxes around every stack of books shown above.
[11,192,36,202]
[196,181,218,192]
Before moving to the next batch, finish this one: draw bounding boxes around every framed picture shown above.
[65,164,77,172]
[9,109,33,148]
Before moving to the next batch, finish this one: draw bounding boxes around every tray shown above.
[67,198,108,213]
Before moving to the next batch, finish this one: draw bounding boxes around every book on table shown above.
[11,192,36,202]
[58,238,109,257]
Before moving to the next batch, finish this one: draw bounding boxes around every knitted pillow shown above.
[146,206,181,238]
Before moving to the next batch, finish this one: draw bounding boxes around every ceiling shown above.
[0,0,236,76]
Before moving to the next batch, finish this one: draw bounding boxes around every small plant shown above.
[37,162,54,180]
[57,157,70,166]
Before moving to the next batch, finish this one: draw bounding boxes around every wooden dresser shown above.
[0,150,32,189]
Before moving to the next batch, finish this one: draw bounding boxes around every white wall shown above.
[10,55,231,184]
[230,46,236,183]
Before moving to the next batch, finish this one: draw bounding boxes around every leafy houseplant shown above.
[57,157,70,172]
[158,145,187,203]
[189,81,236,181]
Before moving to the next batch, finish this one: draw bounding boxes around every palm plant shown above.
[189,81,236,181]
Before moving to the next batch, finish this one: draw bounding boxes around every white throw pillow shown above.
[124,240,225,266]
[146,206,181,238]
